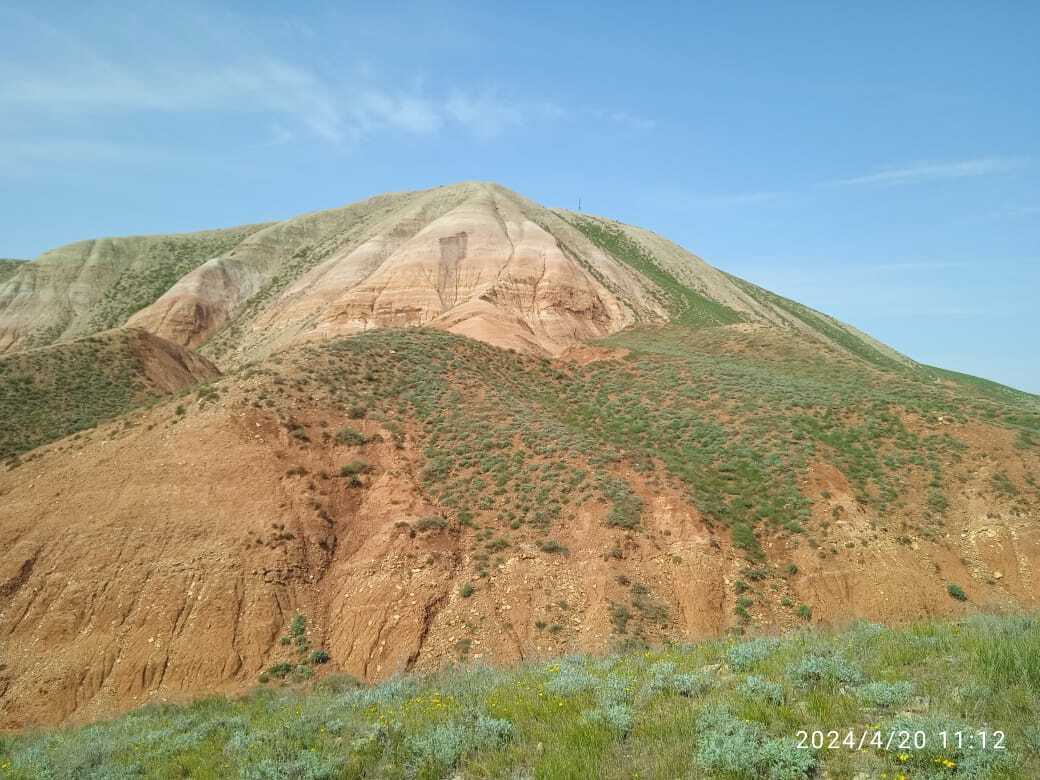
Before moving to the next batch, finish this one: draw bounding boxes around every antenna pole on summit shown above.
[578,196,582,212]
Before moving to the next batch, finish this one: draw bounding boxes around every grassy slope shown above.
[0,330,212,461]
[6,226,267,351]
[2,614,1036,779]
[725,273,910,371]
[84,227,267,334]
[0,260,24,285]
[562,214,744,328]
[230,327,1037,609]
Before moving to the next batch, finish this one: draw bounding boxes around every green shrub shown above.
[416,516,448,532]
[787,653,863,687]
[731,522,762,558]
[672,671,715,697]
[266,662,294,679]
[338,460,370,477]
[853,680,913,708]
[694,706,816,779]
[739,675,784,705]
[309,650,330,665]
[947,583,968,601]
[334,427,367,446]
[459,582,474,598]
[609,603,633,633]
[728,638,779,671]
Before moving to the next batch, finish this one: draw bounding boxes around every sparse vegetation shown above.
[3,615,1034,778]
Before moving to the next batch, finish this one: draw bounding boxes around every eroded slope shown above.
[1,327,1037,727]
[0,182,920,373]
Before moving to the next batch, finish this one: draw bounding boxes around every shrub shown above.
[338,460,370,477]
[459,582,474,598]
[416,516,447,532]
[546,663,597,696]
[587,702,633,734]
[787,653,864,687]
[694,706,816,779]
[728,638,779,671]
[739,675,784,705]
[672,671,715,697]
[266,662,294,679]
[347,404,366,419]
[539,539,569,555]
[407,714,513,773]
[947,583,968,601]
[852,680,912,708]
[731,522,762,558]
[309,650,330,665]
[927,488,948,513]
[609,603,633,633]
[796,603,813,621]
[334,427,367,446]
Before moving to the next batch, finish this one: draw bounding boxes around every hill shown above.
[0,328,219,463]
[0,325,1036,728]
[0,182,1037,733]
[0,182,909,370]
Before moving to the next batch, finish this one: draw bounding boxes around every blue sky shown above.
[2,2,1037,391]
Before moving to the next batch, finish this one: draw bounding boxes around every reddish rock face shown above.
[0,181,909,370]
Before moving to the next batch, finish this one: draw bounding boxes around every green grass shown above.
[0,330,201,462]
[3,615,1035,778]
[726,274,908,371]
[563,214,743,328]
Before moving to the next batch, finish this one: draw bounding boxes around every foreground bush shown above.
[1,614,1036,778]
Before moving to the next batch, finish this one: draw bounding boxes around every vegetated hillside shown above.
[0,328,219,462]
[1,325,1037,728]
[0,182,913,370]
[2,615,1036,779]
[0,260,24,285]
[0,225,268,353]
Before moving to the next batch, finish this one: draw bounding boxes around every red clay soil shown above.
[0,377,1037,729]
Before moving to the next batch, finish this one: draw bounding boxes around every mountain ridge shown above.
[0,181,936,383]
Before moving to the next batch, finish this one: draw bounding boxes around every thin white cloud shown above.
[860,260,972,272]
[590,108,657,130]
[689,191,785,207]
[0,8,655,162]
[0,53,646,148]
[833,157,1027,186]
